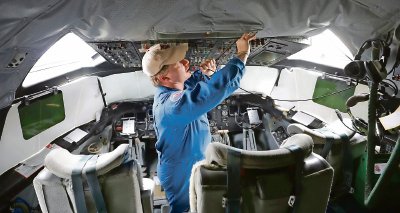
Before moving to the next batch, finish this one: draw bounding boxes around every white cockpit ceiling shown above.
[0,0,399,109]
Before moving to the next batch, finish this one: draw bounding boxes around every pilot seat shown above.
[189,134,334,213]
[33,144,154,213]
[287,118,367,197]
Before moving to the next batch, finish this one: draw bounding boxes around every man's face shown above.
[164,59,191,84]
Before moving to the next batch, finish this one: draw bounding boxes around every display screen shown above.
[122,118,136,134]
[18,92,65,140]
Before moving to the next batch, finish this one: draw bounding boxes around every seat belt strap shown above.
[71,155,93,213]
[320,136,334,158]
[317,129,336,158]
[339,134,353,192]
[285,145,305,212]
[226,149,242,213]
[85,155,108,213]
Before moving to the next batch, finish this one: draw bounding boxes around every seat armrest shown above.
[141,178,155,213]
[141,189,153,213]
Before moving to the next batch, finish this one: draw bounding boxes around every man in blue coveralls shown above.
[142,33,256,213]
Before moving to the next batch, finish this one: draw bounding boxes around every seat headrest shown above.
[45,144,129,178]
[287,118,356,144]
[205,134,313,169]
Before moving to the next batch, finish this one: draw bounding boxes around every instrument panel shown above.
[88,37,309,70]
[110,94,290,144]
[110,99,156,140]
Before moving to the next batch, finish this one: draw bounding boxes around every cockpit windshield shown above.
[23,33,106,87]
[288,30,353,69]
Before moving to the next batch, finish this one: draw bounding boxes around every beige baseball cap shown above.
[142,43,189,76]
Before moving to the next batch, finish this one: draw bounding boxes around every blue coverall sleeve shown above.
[164,57,245,125]
[184,70,207,89]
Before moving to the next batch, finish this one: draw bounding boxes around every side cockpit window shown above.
[22,33,105,87]
[19,33,106,139]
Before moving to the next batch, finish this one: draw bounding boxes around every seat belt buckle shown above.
[288,195,296,207]
[222,195,242,208]
[222,196,227,208]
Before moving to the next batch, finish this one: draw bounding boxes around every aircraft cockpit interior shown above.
[0,0,400,212]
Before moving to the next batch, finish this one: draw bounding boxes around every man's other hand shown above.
[236,32,257,63]
[200,58,217,77]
